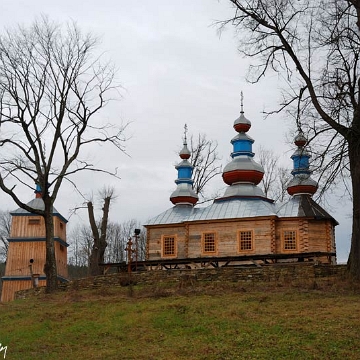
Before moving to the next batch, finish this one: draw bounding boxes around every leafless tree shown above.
[222,0,360,278]
[87,187,115,276]
[69,219,146,270]
[189,133,222,203]
[112,219,146,263]
[0,210,11,262]
[0,17,127,292]
[68,224,93,268]
[104,222,125,263]
[257,146,290,202]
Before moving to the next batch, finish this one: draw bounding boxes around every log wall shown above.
[147,216,336,263]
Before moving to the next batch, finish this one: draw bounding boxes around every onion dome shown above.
[287,131,318,196]
[170,125,198,206]
[222,92,264,188]
[34,181,42,198]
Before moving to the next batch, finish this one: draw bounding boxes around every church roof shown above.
[276,194,338,224]
[146,198,277,225]
[145,194,337,226]
[11,198,68,223]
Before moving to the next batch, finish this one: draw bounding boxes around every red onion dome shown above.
[287,174,318,196]
[222,157,264,185]
[170,183,198,205]
[294,132,307,147]
[170,195,198,205]
[233,112,251,133]
[179,143,191,160]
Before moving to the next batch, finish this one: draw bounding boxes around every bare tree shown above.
[68,224,92,268]
[189,133,222,203]
[222,1,360,278]
[257,146,290,202]
[0,210,11,262]
[104,222,125,263]
[87,187,115,276]
[116,219,145,262]
[0,17,127,292]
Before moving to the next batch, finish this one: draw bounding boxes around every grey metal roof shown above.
[146,194,337,226]
[276,194,338,224]
[145,197,277,226]
[188,198,276,221]
[146,204,195,225]
[222,183,266,198]
[11,198,68,223]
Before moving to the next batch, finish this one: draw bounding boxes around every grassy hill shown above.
[0,280,359,360]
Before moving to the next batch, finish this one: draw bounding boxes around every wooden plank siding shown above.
[4,241,46,275]
[1,279,47,303]
[10,216,66,239]
[1,212,68,302]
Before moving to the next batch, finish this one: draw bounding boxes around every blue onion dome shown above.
[287,131,318,196]
[222,92,264,187]
[170,125,198,206]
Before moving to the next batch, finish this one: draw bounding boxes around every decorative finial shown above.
[240,91,244,113]
[184,123,188,145]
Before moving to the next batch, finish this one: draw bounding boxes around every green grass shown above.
[0,281,360,359]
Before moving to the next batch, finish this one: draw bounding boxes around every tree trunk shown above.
[98,197,110,264]
[88,201,101,276]
[43,198,58,293]
[347,135,360,280]
[87,197,111,276]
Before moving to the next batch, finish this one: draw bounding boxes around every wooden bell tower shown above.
[1,191,68,302]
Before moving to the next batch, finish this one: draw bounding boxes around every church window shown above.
[202,232,216,254]
[239,230,253,252]
[283,230,297,250]
[162,235,176,257]
[28,218,40,225]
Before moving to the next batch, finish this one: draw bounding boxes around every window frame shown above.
[28,218,40,225]
[282,230,298,251]
[161,235,177,258]
[237,230,254,253]
[201,232,217,255]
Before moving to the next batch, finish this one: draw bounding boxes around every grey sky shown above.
[0,0,351,262]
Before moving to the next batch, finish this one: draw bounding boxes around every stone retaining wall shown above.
[15,263,348,300]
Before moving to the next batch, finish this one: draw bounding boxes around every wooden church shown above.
[1,186,68,302]
[145,98,337,266]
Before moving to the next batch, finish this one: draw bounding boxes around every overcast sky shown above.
[0,1,352,262]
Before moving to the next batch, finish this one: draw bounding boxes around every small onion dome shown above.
[222,157,264,185]
[287,174,318,196]
[170,183,198,205]
[34,182,42,198]
[294,132,307,147]
[234,112,251,133]
[179,143,191,160]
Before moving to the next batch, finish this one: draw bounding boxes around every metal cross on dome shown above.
[240,91,244,113]
[183,123,188,144]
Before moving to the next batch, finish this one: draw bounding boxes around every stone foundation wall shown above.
[14,263,347,300]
